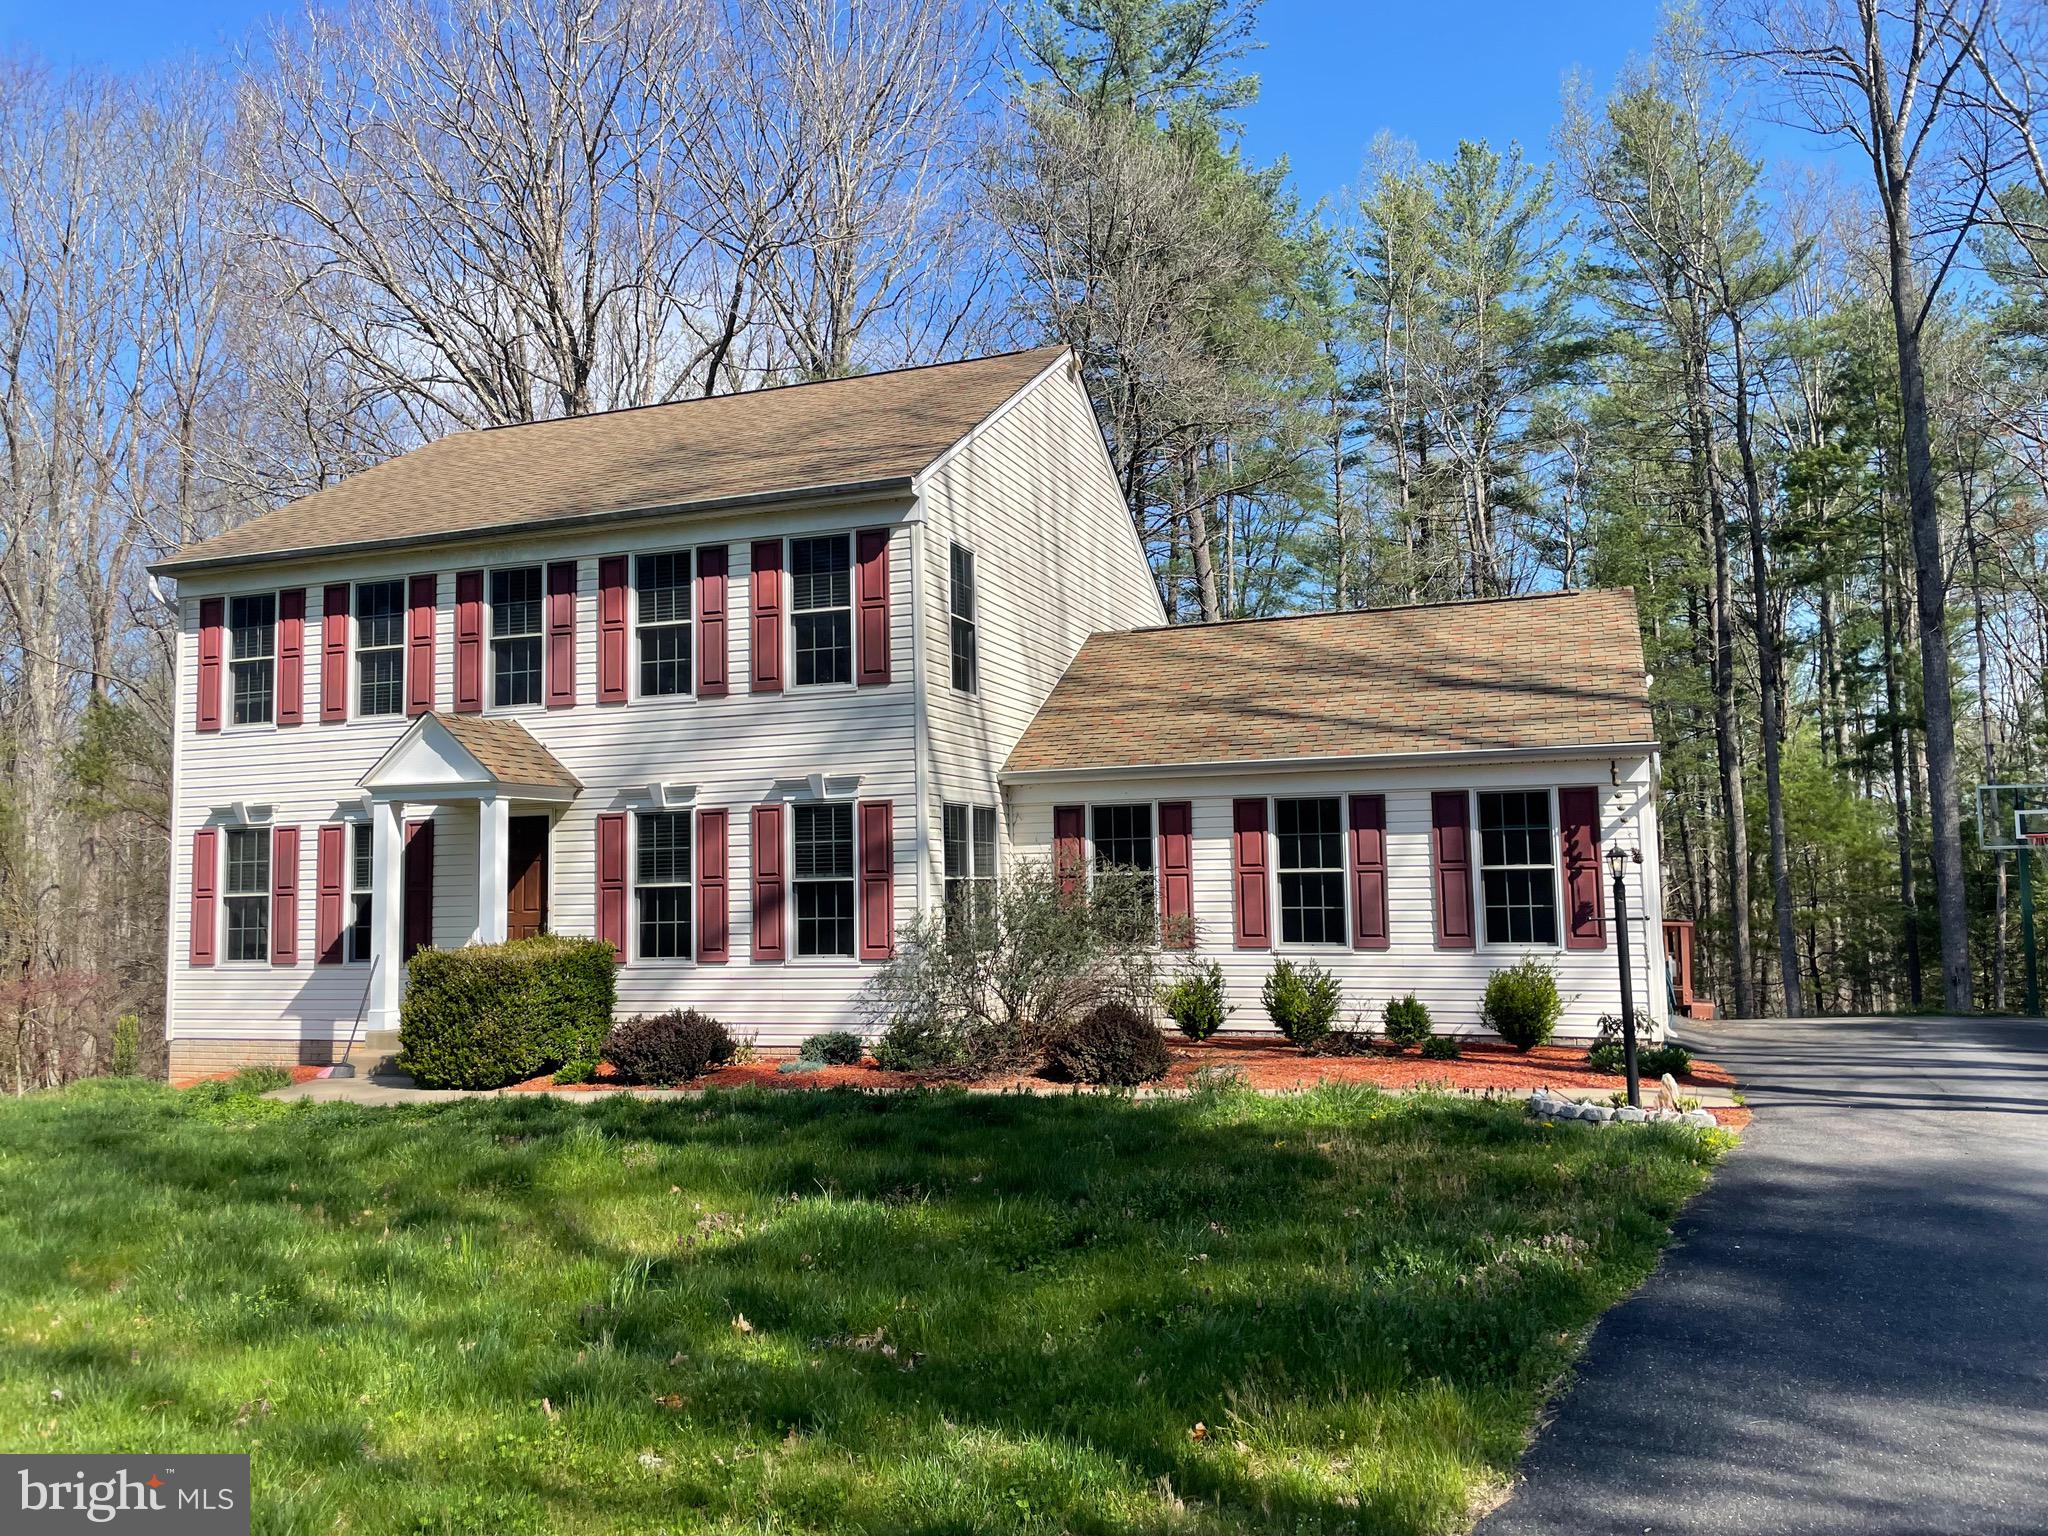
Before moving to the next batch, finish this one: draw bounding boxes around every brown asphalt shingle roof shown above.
[1002,590,1655,777]
[428,714,581,792]
[158,346,1070,573]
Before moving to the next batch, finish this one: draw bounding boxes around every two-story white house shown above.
[154,346,1667,1078]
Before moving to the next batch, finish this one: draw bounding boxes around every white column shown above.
[477,793,510,946]
[369,795,406,1033]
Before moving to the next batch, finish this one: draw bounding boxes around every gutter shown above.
[149,475,919,578]
[998,740,1666,786]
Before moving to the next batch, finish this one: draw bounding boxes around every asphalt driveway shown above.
[1478,1013,2048,1535]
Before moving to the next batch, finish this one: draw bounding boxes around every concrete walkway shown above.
[1478,1013,2048,1536]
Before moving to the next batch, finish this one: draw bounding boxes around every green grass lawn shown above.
[0,1075,1726,1535]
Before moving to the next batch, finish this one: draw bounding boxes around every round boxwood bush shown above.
[1419,1034,1462,1061]
[1380,993,1433,1050]
[1159,958,1231,1040]
[1261,959,1341,1049]
[1046,1000,1171,1086]
[799,1029,865,1066]
[604,1008,736,1085]
[398,935,616,1089]
[1481,959,1563,1050]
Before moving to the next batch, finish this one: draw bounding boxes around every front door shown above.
[507,815,549,941]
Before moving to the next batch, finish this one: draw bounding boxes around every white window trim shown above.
[943,801,1000,908]
[786,530,858,694]
[1471,784,1566,954]
[1268,794,1350,951]
[224,589,281,732]
[1084,800,1160,900]
[788,798,860,963]
[351,577,410,722]
[219,824,273,967]
[486,563,546,715]
[631,547,697,705]
[949,542,978,696]
[631,807,696,965]
[345,818,374,965]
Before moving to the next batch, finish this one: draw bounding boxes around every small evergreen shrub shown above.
[1159,958,1231,1040]
[1046,1000,1171,1086]
[111,1013,141,1076]
[1261,959,1341,1048]
[1644,1042,1694,1077]
[871,1014,971,1073]
[1586,1014,1692,1078]
[1420,1034,1462,1061]
[604,1008,735,1085]
[799,1030,865,1066]
[1481,959,1563,1051]
[1380,994,1433,1050]
[398,935,616,1089]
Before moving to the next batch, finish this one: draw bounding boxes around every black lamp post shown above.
[1608,843,1643,1108]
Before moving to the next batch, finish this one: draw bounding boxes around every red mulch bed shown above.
[506,1033,1736,1103]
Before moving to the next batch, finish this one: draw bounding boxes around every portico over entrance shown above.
[357,713,582,1032]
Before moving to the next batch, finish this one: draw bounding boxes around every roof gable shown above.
[1003,589,1655,778]
[159,346,1069,573]
[360,714,581,798]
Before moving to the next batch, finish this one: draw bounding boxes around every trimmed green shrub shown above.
[604,1009,735,1085]
[111,1013,141,1076]
[1046,1001,1171,1086]
[800,1030,865,1066]
[398,936,615,1089]
[1261,959,1341,1049]
[1481,959,1563,1051]
[1420,1034,1462,1061]
[871,1014,969,1073]
[1159,958,1231,1040]
[1590,1039,1693,1077]
[1380,994,1433,1050]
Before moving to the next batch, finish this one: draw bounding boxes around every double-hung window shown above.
[1478,790,1558,945]
[635,811,692,960]
[636,552,692,698]
[1092,805,1154,883]
[491,567,544,707]
[229,595,276,725]
[1275,797,1345,944]
[790,535,853,687]
[943,803,998,918]
[347,822,374,963]
[223,828,270,962]
[792,802,855,956]
[355,580,406,717]
[949,543,978,694]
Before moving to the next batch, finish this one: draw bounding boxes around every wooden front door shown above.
[507,815,549,941]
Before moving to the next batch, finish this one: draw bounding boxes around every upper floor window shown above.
[790,534,852,687]
[224,828,270,962]
[229,594,276,725]
[1275,797,1344,944]
[635,811,692,959]
[636,552,692,698]
[792,801,855,956]
[943,803,997,918]
[1478,790,1557,945]
[347,821,374,963]
[355,579,406,717]
[950,544,978,694]
[491,566,543,707]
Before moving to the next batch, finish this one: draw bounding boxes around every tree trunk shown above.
[1880,521,1925,1006]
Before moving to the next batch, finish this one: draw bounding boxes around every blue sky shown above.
[0,0,1831,210]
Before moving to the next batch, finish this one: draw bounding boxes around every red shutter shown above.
[751,803,785,960]
[271,825,300,965]
[858,799,894,959]
[697,807,730,963]
[277,589,306,727]
[856,527,891,687]
[196,597,223,733]
[1560,785,1607,950]
[315,823,346,965]
[321,584,350,722]
[454,570,484,713]
[1231,799,1271,950]
[403,817,435,958]
[697,545,729,697]
[1430,791,1475,949]
[1053,805,1085,899]
[596,812,627,962]
[546,559,577,709]
[406,574,436,716]
[750,539,783,694]
[597,556,629,704]
[1348,794,1389,951]
[189,827,218,966]
[1158,801,1193,948]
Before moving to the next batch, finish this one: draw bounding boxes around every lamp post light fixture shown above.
[1608,843,1644,1108]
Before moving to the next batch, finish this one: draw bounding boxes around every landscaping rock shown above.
[1615,1106,1648,1124]
[1683,1109,1718,1129]
[1580,1105,1614,1123]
